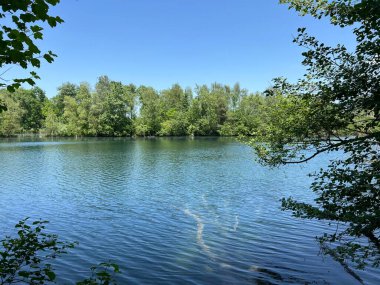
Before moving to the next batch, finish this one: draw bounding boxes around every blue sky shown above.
[16,0,357,97]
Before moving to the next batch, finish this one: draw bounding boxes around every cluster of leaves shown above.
[247,0,379,269]
[0,219,75,284]
[0,0,64,91]
[77,263,120,285]
[0,219,120,285]
[0,79,274,137]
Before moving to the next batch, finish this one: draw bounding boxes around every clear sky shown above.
[16,0,357,97]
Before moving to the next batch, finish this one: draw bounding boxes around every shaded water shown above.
[0,137,378,284]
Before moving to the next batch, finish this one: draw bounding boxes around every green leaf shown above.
[18,271,30,278]
[31,58,40,67]
[43,53,54,63]
[46,270,56,281]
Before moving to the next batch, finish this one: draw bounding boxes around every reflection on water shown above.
[184,208,216,261]
[0,137,378,285]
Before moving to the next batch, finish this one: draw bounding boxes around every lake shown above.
[0,137,378,284]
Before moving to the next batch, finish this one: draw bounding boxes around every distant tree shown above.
[159,84,190,136]
[13,87,47,132]
[53,82,78,117]
[188,84,229,135]
[136,86,161,136]
[107,81,133,136]
[188,85,210,135]
[76,82,93,136]
[63,95,80,136]
[247,0,380,269]
[0,91,23,136]
[160,84,189,113]
[220,93,265,136]
[95,76,111,99]
[229,83,246,111]
[42,99,61,136]
[123,83,137,121]
[89,76,111,136]
[0,0,63,92]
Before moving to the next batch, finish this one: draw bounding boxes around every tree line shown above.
[0,76,283,137]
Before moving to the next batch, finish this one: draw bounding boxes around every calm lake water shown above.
[0,137,378,285]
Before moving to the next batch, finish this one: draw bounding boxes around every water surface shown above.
[0,137,378,284]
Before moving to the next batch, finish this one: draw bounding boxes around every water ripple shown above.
[0,138,378,284]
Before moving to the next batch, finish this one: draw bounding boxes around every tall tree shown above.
[53,82,78,117]
[89,76,111,136]
[62,95,80,136]
[76,82,93,136]
[188,83,229,135]
[13,87,47,132]
[42,99,60,136]
[106,81,133,136]
[0,91,23,136]
[159,84,190,136]
[248,0,380,269]
[220,92,265,136]
[123,83,137,121]
[135,86,161,136]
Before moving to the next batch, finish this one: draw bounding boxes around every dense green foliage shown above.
[0,79,274,137]
[0,219,119,285]
[247,0,380,269]
[0,0,63,92]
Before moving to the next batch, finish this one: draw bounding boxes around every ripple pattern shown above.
[0,137,379,285]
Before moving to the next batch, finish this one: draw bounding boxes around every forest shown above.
[0,76,285,138]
